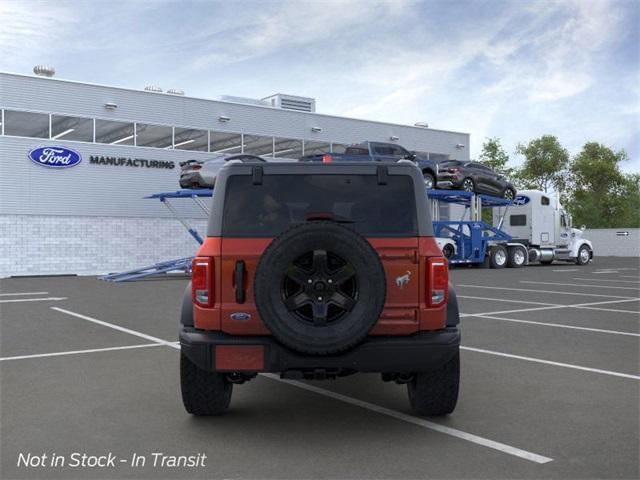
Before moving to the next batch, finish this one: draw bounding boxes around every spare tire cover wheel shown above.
[254,222,386,355]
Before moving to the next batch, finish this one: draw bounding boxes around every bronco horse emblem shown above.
[395,271,412,289]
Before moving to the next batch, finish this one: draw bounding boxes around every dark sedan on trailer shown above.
[436,160,516,199]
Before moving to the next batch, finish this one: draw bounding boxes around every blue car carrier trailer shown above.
[427,189,528,269]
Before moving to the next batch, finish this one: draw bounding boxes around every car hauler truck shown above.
[429,188,593,268]
[493,190,593,266]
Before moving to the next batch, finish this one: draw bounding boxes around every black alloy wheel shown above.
[503,188,515,201]
[283,249,357,326]
[462,178,475,192]
[254,221,386,355]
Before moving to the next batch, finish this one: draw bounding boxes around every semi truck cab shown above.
[494,190,593,265]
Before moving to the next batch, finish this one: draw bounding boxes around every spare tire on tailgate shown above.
[254,221,386,355]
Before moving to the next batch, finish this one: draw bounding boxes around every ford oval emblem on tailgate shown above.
[230,312,252,321]
[28,146,82,168]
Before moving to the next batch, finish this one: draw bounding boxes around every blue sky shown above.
[1,0,638,171]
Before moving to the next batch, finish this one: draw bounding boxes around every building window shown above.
[303,140,331,156]
[51,114,93,142]
[273,137,303,158]
[3,110,49,138]
[95,119,135,145]
[210,131,242,154]
[243,134,274,156]
[173,127,208,151]
[135,123,173,148]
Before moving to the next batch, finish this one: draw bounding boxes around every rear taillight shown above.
[192,257,214,307]
[192,165,202,170]
[322,154,332,163]
[427,257,448,307]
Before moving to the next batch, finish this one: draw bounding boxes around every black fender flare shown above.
[422,167,436,178]
[181,281,194,327]
[446,282,460,326]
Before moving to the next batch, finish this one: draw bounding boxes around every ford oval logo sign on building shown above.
[28,146,82,168]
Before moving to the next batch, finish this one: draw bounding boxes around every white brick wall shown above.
[0,214,207,277]
[584,228,640,257]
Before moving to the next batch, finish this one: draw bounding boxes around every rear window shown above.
[344,147,369,156]
[439,160,462,167]
[222,174,417,237]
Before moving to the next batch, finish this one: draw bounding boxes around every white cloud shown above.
[0,1,77,67]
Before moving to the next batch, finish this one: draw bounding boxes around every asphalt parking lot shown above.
[1,257,638,479]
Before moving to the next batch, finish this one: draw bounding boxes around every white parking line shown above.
[49,307,553,463]
[460,298,640,317]
[620,275,640,279]
[264,374,553,464]
[466,314,640,337]
[456,284,636,299]
[461,347,640,380]
[521,281,640,291]
[572,278,640,284]
[552,269,579,272]
[0,291,49,296]
[577,305,640,315]
[0,297,67,304]
[0,343,167,362]
[51,307,178,347]
[593,271,620,274]
[457,295,558,307]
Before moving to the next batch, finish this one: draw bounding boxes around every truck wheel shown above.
[576,245,591,265]
[180,352,232,416]
[254,221,386,355]
[442,244,455,260]
[408,350,459,416]
[423,171,435,190]
[490,245,507,269]
[507,246,526,268]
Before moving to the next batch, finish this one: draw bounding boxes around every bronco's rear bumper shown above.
[180,328,460,374]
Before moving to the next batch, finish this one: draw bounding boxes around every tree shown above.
[479,137,512,176]
[565,142,638,228]
[515,135,569,193]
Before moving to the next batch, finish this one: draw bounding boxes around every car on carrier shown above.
[299,141,442,190]
[179,154,297,189]
[437,160,517,200]
[179,160,461,416]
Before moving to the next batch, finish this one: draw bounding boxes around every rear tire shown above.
[490,245,508,269]
[461,178,475,192]
[408,351,459,416]
[423,171,435,190]
[181,352,232,416]
[507,246,526,268]
[503,188,516,201]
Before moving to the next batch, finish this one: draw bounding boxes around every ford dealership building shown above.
[0,70,470,277]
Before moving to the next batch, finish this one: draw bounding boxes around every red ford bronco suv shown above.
[180,161,460,416]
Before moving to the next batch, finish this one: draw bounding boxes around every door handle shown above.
[234,261,246,304]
